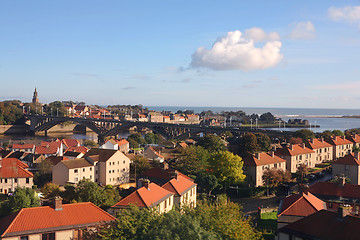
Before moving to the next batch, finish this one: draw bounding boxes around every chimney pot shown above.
[301,143,305,149]
[338,205,352,219]
[255,152,261,160]
[289,144,293,151]
[54,196,63,211]
[270,151,275,157]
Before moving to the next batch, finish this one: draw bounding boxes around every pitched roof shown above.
[243,152,286,166]
[346,134,360,144]
[275,144,315,157]
[278,192,326,217]
[61,158,93,169]
[305,138,332,150]
[139,167,194,182]
[83,148,118,162]
[44,156,69,166]
[162,175,197,196]
[0,202,116,237]
[0,158,33,178]
[35,146,59,155]
[65,146,89,154]
[333,153,360,165]
[116,139,129,147]
[145,146,164,159]
[278,210,360,240]
[41,141,62,148]
[61,139,80,148]
[112,183,173,208]
[326,136,353,146]
[10,144,35,149]
[309,181,360,199]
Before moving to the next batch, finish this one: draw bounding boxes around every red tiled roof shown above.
[146,146,164,159]
[333,153,360,165]
[10,144,35,149]
[112,183,173,208]
[116,139,129,147]
[243,152,286,166]
[305,138,332,150]
[41,141,62,148]
[162,175,197,196]
[278,192,326,217]
[35,146,59,155]
[309,181,360,199]
[275,144,315,157]
[0,202,116,237]
[61,139,80,148]
[326,136,353,146]
[278,210,360,240]
[177,142,188,148]
[0,158,33,178]
[65,146,89,154]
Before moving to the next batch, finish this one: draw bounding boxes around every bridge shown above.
[25,115,292,143]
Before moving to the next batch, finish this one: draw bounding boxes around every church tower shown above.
[32,87,39,104]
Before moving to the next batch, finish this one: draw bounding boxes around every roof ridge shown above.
[302,192,321,211]
[279,194,303,216]
[1,209,23,237]
[85,202,116,220]
[135,189,148,207]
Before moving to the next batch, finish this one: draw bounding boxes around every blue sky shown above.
[1,1,360,108]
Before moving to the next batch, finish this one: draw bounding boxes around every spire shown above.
[32,87,39,104]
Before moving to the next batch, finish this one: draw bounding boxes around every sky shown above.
[1,1,360,108]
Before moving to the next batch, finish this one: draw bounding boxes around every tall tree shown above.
[294,129,315,142]
[255,133,271,152]
[239,133,260,156]
[197,134,227,152]
[173,145,210,176]
[208,151,245,187]
[4,187,40,214]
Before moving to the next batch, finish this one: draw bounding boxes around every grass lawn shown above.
[258,211,277,240]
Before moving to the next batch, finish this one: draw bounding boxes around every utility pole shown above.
[250,119,253,129]
[57,108,59,117]
[255,118,258,129]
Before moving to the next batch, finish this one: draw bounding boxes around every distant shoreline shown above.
[278,115,360,119]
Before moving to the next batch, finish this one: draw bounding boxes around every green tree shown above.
[132,155,151,174]
[83,140,98,148]
[208,151,245,188]
[187,200,262,240]
[5,187,40,214]
[41,183,61,199]
[262,168,291,188]
[294,129,315,142]
[239,133,260,156]
[259,112,276,123]
[197,134,227,152]
[318,130,334,140]
[128,133,145,148]
[255,133,271,152]
[195,172,220,196]
[145,132,156,144]
[332,129,344,136]
[76,179,106,207]
[173,145,210,176]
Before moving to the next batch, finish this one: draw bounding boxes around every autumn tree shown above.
[262,168,291,187]
[255,133,271,152]
[296,164,309,182]
[208,151,245,188]
[239,133,260,156]
[41,183,61,199]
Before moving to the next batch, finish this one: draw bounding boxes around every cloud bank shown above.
[289,21,316,39]
[329,6,360,23]
[190,28,283,71]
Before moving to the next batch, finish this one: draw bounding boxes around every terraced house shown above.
[305,138,333,163]
[0,158,33,194]
[326,136,353,160]
[275,144,315,173]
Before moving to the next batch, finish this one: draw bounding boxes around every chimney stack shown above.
[270,151,275,157]
[289,144,293,151]
[53,196,63,211]
[342,136,346,140]
[255,152,261,160]
[321,137,324,143]
[141,179,150,189]
[340,176,346,187]
[338,205,352,219]
[310,138,314,144]
[301,143,306,149]
[171,171,179,180]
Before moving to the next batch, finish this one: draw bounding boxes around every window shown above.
[90,175,92,179]
[109,170,111,174]
[118,161,119,165]
[95,170,98,174]
[123,160,125,164]
[26,178,29,184]
[20,236,29,240]
[165,199,167,208]
[113,162,115,165]
[42,233,55,240]
[75,177,78,182]
[90,167,92,171]
[112,170,115,173]
[15,178,18,183]
[4,179,7,183]
[74,169,78,173]
[83,168,85,172]
[109,162,111,166]
[123,168,125,171]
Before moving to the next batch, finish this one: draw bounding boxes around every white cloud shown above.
[289,21,316,39]
[190,29,283,71]
[244,27,280,42]
[329,6,360,23]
